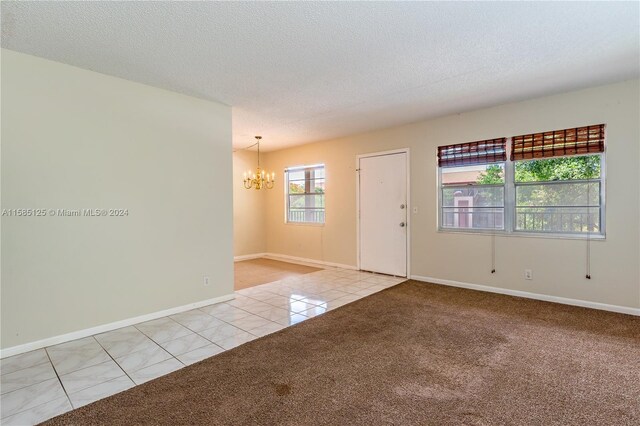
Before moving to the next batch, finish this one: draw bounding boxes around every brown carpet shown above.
[45,281,640,426]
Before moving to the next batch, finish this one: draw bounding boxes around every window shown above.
[285,164,325,224]
[438,138,506,231]
[438,124,605,237]
[512,125,604,235]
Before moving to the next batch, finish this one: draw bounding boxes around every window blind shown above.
[511,124,605,161]
[437,138,506,167]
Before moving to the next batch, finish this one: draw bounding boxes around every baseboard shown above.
[410,275,640,316]
[0,293,235,359]
[234,253,267,262]
[264,253,357,271]
[234,251,357,271]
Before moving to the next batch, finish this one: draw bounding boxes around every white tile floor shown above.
[0,268,405,425]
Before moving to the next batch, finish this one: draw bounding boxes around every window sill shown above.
[437,228,605,241]
[285,221,325,227]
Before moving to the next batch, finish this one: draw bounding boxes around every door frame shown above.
[356,148,411,277]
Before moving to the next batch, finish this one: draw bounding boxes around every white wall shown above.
[263,80,640,309]
[1,50,234,350]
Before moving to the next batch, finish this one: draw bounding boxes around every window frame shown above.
[437,140,606,240]
[284,163,326,226]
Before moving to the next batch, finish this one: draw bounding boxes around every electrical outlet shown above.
[203,276,210,286]
[524,269,533,280]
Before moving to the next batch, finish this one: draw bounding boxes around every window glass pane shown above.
[288,194,325,208]
[288,181,305,194]
[312,168,325,179]
[442,186,504,208]
[515,181,600,233]
[313,179,325,193]
[286,178,324,191]
[288,169,305,181]
[441,208,504,230]
[516,207,600,233]
[441,164,504,185]
[288,178,325,192]
[515,155,600,183]
[516,182,599,207]
[440,163,505,231]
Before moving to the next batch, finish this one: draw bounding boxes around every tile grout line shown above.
[67,375,133,409]
[1,363,70,421]
[138,318,226,358]
[155,316,230,353]
[0,396,70,422]
[204,296,307,330]
[132,321,191,363]
[186,289,315,340]
[95,325,187,378]
[96,335,199,384]
[40,347,72,414]
[0,365,59,398]
[0,357,51,379]
[90,336,141,391]
[47,336,139,381]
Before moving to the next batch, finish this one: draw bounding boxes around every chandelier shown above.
[243,136,275,190]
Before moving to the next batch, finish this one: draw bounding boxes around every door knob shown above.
[400,222,406,227]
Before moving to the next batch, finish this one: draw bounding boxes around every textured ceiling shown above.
[2,2,639,151]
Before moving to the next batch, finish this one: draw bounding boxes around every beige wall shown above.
[1,50,234,349]
[263,80,640,309]
[233,150,267,257]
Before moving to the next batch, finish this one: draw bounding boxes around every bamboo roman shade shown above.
[511,124,605,161]
[437,138,506,167]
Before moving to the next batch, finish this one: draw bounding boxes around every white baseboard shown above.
[410,275,640,316]
[234,251,357,270]
[234,253,267,262]
[264,253,357,271]
[0,293,235,359]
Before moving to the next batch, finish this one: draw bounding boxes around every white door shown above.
[358,152,408,277]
